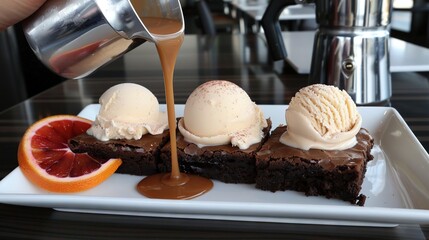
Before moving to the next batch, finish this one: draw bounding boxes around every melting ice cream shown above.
[87,83,168,141]
[178,80,267,150]
[280,84,362,150]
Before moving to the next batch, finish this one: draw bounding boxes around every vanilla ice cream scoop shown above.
[178,80,268,150]
[280,84,362,150]
[87,83,168,141]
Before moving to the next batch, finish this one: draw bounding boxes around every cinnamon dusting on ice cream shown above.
[178,80,267,149]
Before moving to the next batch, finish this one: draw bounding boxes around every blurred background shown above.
[0,0,426,112]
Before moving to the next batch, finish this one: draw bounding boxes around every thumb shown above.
[0,0,47,31]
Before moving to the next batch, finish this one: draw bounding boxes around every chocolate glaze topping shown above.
[256,126,374,171]
[69,131,169,153]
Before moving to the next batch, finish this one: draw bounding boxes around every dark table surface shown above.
[1,33,429,239]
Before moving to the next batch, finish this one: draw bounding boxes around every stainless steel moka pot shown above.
[262,0,392,105]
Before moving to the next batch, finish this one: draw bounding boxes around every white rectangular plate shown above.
[1,105,429,227]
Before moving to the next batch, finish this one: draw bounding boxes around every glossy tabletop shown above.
[1,34,429,239]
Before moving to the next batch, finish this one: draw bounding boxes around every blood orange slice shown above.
[17,115,122,192]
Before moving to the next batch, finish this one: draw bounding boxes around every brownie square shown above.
[68,130,170,176]
[255,126,374,205]
[159,119,272,184]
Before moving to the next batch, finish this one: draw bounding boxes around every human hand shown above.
[0,0,47,31]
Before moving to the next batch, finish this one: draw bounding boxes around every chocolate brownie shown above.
[159,119,272,184]
[255,126,374,205]
[68,130,170,176]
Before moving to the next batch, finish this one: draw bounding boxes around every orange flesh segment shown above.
[17,115,122,192]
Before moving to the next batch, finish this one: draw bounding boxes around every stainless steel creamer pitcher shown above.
[23,0,184,79]
[262,0,392,105]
